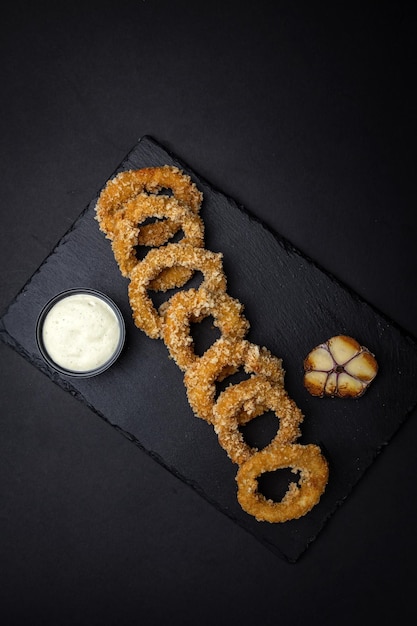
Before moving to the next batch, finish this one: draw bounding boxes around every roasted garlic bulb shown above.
[303,335,378,398]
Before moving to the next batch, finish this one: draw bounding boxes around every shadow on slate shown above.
[1,135,417,562]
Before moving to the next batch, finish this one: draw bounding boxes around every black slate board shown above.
[2,136,417,562]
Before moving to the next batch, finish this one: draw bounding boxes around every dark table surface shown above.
[1,2,416,624]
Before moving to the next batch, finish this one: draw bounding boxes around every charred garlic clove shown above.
[303,335,378,398]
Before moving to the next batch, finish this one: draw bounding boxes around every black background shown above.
[1,1,416,624]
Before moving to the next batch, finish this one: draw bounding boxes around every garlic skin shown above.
[303,335,378,398]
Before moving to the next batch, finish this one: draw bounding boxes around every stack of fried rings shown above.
[95,165,329,523]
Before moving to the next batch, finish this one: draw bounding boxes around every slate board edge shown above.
[2,319,417,563]
[1,134,417,562]
[0,324,294,561]
[2,132,416,350]
[146,135,417,352]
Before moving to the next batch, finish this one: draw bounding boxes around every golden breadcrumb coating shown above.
[162,288,250,371]
[213,377,303,465]
[111,193,205,291]
[236,443,329,523]
[95,165,203,240]
[184,338,285,424]
[128,243,226,339]
[95,165,330,524]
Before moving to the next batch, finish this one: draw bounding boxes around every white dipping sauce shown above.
[42,293,121,372]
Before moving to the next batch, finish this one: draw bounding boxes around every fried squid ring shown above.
[95,165,203,241]
[184,337,285,424]
[236,442,329,523]
[96,164,330,523]
[213,377,303,465]
[111,194,205,291]
[162,289,250,371]
[128,243,227,339]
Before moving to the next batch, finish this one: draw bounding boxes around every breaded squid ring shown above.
[184,337,285,424]
[95,165,203,240]
[213,377,303,465]
[96,164,330,523]
[236,443,329,523]
[111,194,205,290]
[128,243,227,339]
[162,288,250,371]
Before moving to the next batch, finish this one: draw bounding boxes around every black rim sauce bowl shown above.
[36,288,126,378]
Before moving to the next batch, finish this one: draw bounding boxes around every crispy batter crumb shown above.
[95,165,329,523]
